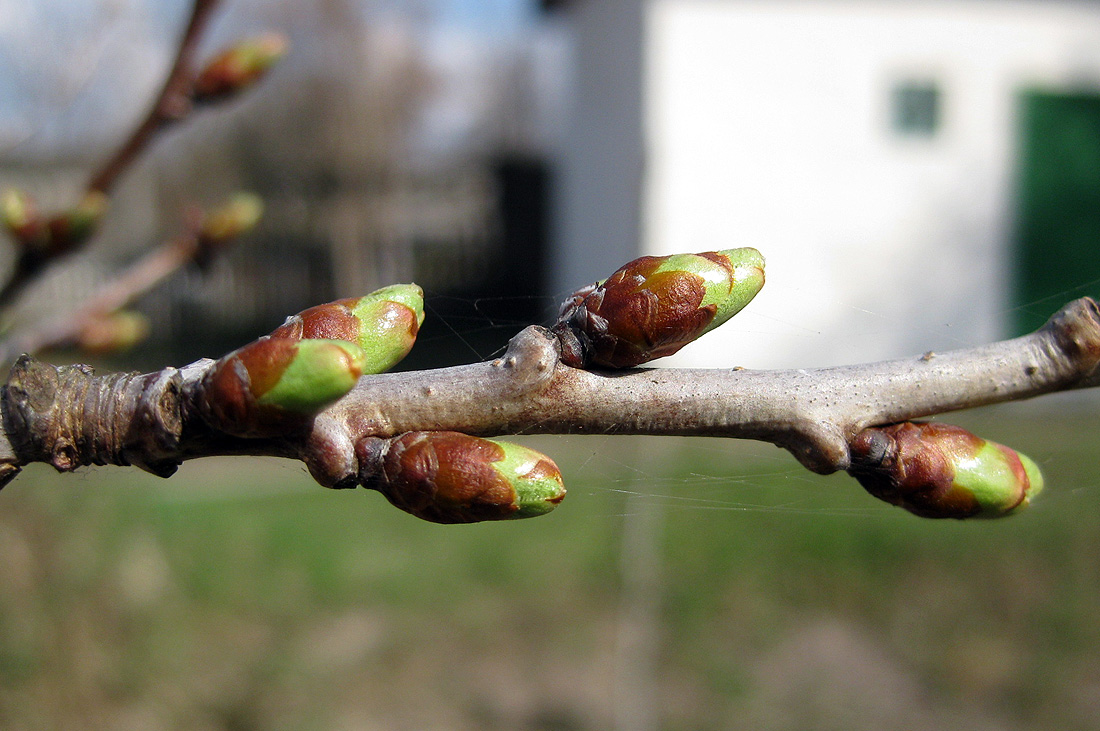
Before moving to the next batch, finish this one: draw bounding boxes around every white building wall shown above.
[644,0,1100,369]
[551,0,646,304]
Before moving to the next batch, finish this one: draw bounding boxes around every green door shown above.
[1013,90,1100,334]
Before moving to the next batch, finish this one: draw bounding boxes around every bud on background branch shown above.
[553,248,765,368]
[193,33,289,105]
[848,422,1044,519]
[1,189,108,256]
[76,311,151,354]
[1,188,47,250]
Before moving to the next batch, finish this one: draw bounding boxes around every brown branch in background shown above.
[86,0,222,195]
[0,234,199,364]
[0,0,223,310]
[0,193,262,363]
[0,1,284,313]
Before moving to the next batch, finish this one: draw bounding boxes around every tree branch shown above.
[302,297,1100,481]
[0,230,200,363]
[1,298,1097,494]
[86,0,221,195]
[0,0,223,310]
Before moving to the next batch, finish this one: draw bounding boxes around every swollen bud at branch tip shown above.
[200,337,366,436]
[553,247,765,368]
[360,431,566,524]
[270,284,425,374]
[848,422,1044,519]
[193,33,289,104]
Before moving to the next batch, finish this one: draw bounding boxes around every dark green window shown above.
[1013,90,1100,334]
[892,81,941,137]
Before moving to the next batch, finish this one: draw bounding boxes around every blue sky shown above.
[432,0,537,33]
[0,0,545,158]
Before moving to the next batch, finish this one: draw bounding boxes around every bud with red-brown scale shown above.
[270,284,425,375]
[848,422,1044,519]
[552,248,765,368]
[192,33,288,105]
[1,189,108,255]
[357,431,566,524]
[47,192,108,253]
[1,188,48,251]
[200,336,367,437]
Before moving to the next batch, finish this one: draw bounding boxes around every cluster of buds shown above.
[357,431,566,524]
[193,33,289,105]
[552,248,765,368]
[1,189,108,257]
[199,285,424,437]
[848,422,1044,519]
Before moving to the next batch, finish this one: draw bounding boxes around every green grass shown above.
[0,405,1097,730]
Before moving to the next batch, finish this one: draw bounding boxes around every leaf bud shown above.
[270,284,425,374]
[553,247,765,368]
[848,422,1044,519]
[76,310,150,354]
[193,33,288,104]
[1,188,48,250]
[47,191,108,253]
[359,431,566,524]
[200,336,366,436]
[199,192,263,244]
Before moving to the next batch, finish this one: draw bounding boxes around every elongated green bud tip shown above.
[271,285,424,374]
[257,339,365,413]
[363,431,565,523]
[490,440,568,518]
[553,248,765,368]
[848,422,1044,519]
[350,284,425,373]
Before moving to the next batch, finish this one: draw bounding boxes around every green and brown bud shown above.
[76,310,150,354]
[200,336,366,436]
[358,431,566,524]
[47,191,108,253]
[1,188,47,250]
[270,284,425,374]
[199,192,263,244]
[553,248,765,368]
[2,189,107,254]
[848,422,1044,519]
[193,33,288,104]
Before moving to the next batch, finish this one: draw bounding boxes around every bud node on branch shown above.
[1044,296,1100,383]
[2,356,183,479]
